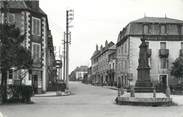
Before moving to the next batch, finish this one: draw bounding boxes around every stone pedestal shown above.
[115,37,173,106]
[135,37,153,92]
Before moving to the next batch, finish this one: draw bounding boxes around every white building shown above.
[116,17,183,88]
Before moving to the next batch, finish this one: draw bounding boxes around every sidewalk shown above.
[34,91,57,97]
[103,86,118,90]
[34,90,71,97]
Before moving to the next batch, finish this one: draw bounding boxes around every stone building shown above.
[69,66,88,81]
[91,41,115,86]
[107,44,116,86]
[116,17,183,89]
[47,30,57,90]
[0,1,55,93]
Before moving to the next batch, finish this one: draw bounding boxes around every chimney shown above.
[96,44,98,51]
[100,45,103,50]
[105,40,108,47]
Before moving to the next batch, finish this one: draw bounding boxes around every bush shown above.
[7,85,33,103]
[56,82,66,92]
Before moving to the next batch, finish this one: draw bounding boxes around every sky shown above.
[40,0,183,73]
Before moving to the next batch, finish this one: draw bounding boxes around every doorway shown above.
[159,75,168,92]
[32,75,38,94]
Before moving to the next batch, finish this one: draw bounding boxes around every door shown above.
[159,75,167,92]
[32,75,38,94]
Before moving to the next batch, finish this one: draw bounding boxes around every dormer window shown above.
[144,25,149,34]
[181,26,183,35]
[32,17,41,36]
[161,25,166,34]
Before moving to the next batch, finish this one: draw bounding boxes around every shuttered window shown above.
[32,17,41,36]
[32,43,41,64]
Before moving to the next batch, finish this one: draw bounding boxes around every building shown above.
[69,66,88,81]
[47,30,57,91]
[107,44,117,86]
[0,1,55,93]
[91,41,115,86]
[116,17,183,89]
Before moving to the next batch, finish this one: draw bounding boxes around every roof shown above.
[91,41,115,59]
[117,17,183,45]
[131,17,183,24]
[108,44,116,50]
[0,1,46,15]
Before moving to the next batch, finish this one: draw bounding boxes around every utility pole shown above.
[65,9,74,89]
[62,32,66,82]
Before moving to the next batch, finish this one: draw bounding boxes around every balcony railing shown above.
[159,49,169,58]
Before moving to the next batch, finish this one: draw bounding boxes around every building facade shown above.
[0,1,55,93]
[69,66,88,81]
[47,30,57,91]
[116,17,183,89]
[91,41,116,86]
[107,44,116,86]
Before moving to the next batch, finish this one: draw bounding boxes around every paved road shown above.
[1,81,183,117]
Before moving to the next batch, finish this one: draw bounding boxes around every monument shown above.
[135,37,153,92]
[115,36,173,106]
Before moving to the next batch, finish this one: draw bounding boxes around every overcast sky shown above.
[40,0,183,73]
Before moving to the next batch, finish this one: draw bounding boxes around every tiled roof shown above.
[131,17,183,24]
[0,1,46,15]
[117,17,183,45]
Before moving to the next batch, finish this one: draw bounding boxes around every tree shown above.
[0,24,32,103]
[171,56,183,84]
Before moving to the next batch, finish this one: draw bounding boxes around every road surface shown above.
[0,81,183,117]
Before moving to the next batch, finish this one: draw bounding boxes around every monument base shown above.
[135,80,152,87]
[135,80,153,92]
[115,93,173,106]
[135,87,154,92]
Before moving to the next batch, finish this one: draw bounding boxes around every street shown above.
[1,81,183,117]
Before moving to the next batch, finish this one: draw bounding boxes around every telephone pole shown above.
[62,32,66,81]
[65,9,74,89]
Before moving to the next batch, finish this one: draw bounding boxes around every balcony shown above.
[159,49,169,58]
[180,49,183,57]
[147,49,152,57]
[107,69,115,74]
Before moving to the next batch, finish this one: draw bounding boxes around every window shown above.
[8,13,15,24]
[160,42,166,49]
[118,48,121,54]
[32,43,41,64]
[161,25,166,34]
[181,42,183,49]
[124,43,127,53]
[181,26,183,35]
[160,58,168,69]
[32,17,41,36]
[121,45,123,55]
[144,25,149,34]
[8,69,13,79]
